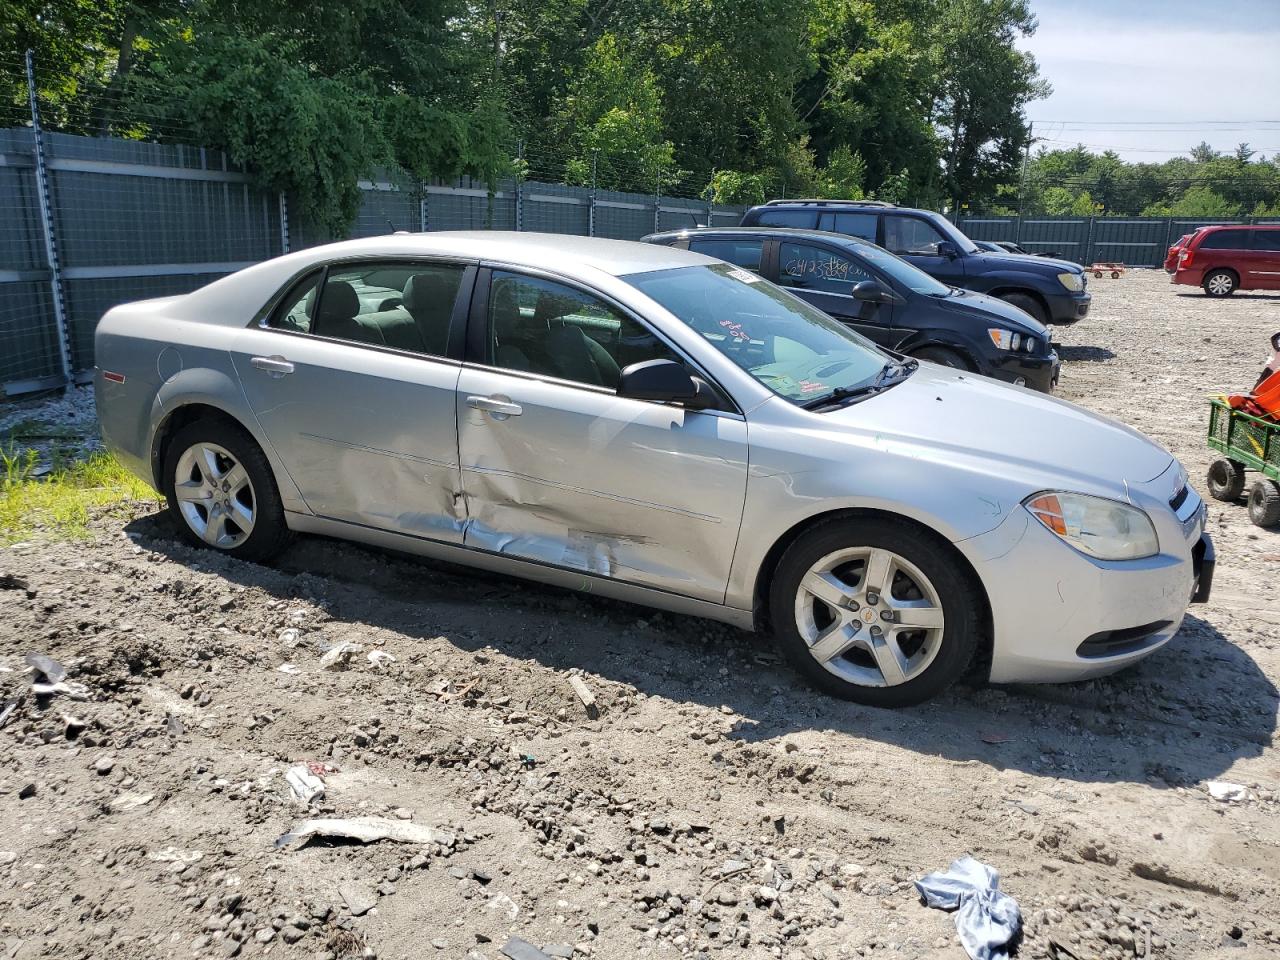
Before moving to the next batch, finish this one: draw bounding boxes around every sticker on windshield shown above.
[727,268,763,284]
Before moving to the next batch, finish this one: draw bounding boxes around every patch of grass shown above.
[0,449,158,544]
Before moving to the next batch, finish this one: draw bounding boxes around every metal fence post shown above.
[514,141,524,231]
[588,151,597,238]
[25,50,73,385]
[706,202,714,228]
[278,192,290,253]
[1083,216,1095,266]
[654,176,661,235]
[420,181,429,232]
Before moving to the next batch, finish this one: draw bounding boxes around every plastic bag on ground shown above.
[914,856,1021,960]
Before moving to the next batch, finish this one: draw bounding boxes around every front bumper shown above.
[956,471,1206,684]
[985,350,1060,393]
[1044,289,1092,325]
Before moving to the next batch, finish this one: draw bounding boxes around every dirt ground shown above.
[1,269,1278,960]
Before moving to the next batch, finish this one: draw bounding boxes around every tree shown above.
[1235,142,1256,163]
[1189,141,1218,162]
[927,0,1049,211]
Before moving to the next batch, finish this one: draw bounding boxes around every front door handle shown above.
[250,355,295,377]
[466,395,523,418]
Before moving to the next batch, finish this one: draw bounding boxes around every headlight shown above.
[988,328,1021,351]
[1057,272,1084,292]
[1024,492,1158,560]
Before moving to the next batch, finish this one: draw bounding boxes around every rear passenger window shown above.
[777,241,874,293]
[1251,230,1280,253]
[756,209,817,228]
[1198,230,1248,250]
[688,238,764,272]
[312,262,465,356]
[818,212,878,241]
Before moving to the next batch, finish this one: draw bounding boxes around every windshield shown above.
[623,263,890,404]
[935,213,980,254]
[849,240,951,296]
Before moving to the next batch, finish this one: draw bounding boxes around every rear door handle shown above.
[466,395,523,418]
[250,355,295,377]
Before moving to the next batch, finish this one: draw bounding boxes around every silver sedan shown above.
[94,233,1213,706]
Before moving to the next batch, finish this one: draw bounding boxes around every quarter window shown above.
[311,261,465,355]
[688,238,764,272]
[817,211,878,241]
[756,209,817,228]
[486,272,683,389]
[884,216,948,256]
[777,241,874,293]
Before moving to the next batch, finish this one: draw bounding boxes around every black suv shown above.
[739,200,1091,325]
[643,227,1060,392]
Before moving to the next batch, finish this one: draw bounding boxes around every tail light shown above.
[1180,248,1193,267]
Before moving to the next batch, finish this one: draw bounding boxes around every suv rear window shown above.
[1198,229,1249,250]
[1252,230,1280,253]
[817,211,878,241]
[755,209,818,228]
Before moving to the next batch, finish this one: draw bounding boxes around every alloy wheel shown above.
[173,442,257,549]
[793,546,945,688]
[1206,273,1233,295]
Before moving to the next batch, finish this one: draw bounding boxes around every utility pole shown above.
[1017,120,1034,243]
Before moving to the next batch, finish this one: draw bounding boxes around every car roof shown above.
[291,231,717,276]
[646,226,877,247]
[746,199,934,215]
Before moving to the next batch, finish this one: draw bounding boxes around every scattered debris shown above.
[915,856,1022,960]
[367,650,396,669]
[1207,781,1252,802]
[569,675,599,719]
[276,663,301,675]
[981,732,1016,745]
[338,881,379,917]
[319,642,364,670]
[284,764,326,803]
[275,816,456,850]
[500,937,552,960]
[25,652,66,684]
[109,792,154,811]
[0,698,19,729]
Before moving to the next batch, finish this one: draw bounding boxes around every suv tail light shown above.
[1180,248,1193,267]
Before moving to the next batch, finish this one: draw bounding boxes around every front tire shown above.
[768,519,982,707]
[162,419,291,561]
[1203,270,1237,297]
[999,292,1050,326]
[1248,479,1280,527]
[913,345,971,370]
[1206,458,1245,502]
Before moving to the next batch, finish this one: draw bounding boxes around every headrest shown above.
[403,271,455,315]
[318,280,359,324]
[534,291,582,325]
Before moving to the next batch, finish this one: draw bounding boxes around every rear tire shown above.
[1247,479,1280,527]
[1203,270,1237,297]
[162,419,292,562]
[913,345,971,371]
[768,519,981,707]
[1000,292,1050,326]
[1206,458,1246,502]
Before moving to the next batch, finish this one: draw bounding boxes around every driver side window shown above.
[885,217,947,256]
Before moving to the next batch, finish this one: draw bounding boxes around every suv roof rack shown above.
[763,198,897,208]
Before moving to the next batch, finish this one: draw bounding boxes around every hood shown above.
[825,365,1173,493]
[934,288,1050,337]
[969,250,1084,274]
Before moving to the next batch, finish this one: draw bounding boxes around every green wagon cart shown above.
[1206,397,1280,527]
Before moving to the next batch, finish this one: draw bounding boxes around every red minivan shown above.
[1172,225,1280,296]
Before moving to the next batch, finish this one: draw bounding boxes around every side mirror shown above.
[618,359,710,407]
[936,240,960,260]
[851,280,893,303]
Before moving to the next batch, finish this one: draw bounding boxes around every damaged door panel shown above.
[455,367,749,603]
[232,327,467,541]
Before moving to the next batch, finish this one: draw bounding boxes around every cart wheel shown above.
[1110,270,1120,279]
[1247,479,1280,527]
[1093,270,1102,278]
[1206,458,1246,502]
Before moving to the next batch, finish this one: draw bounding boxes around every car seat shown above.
[403,272,457,355]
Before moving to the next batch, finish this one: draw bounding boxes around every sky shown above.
[1019,0,1280,162]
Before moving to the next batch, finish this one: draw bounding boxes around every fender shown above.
[967,267,1056,297]
[151,365,311,514]
[892,329,980,367]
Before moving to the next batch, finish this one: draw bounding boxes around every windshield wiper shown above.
[801,359,915,410]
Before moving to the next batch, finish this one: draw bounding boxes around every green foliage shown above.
[1,450,156,544]
[1142,186,1240,219]
[703,170,768,206]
